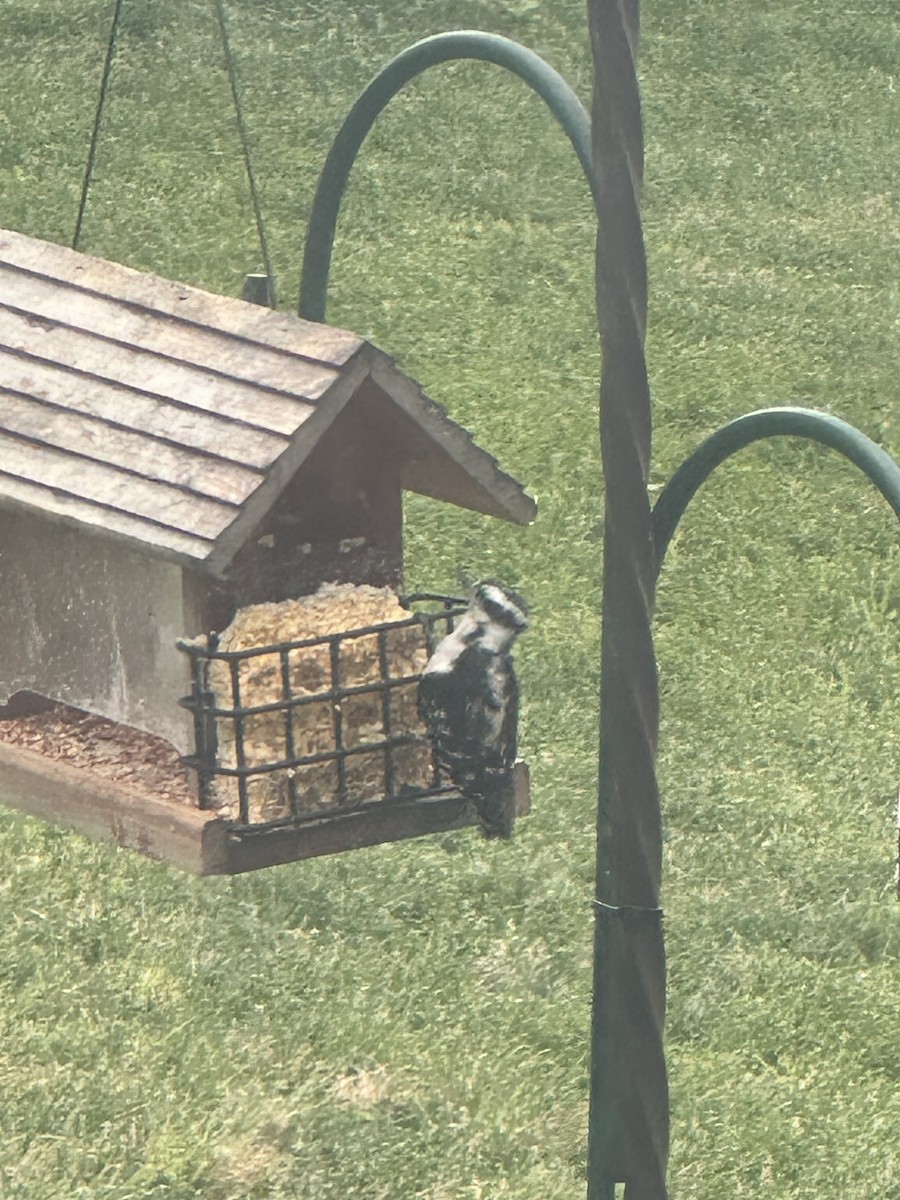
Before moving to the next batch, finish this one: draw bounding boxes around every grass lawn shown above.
[0,0,898,1196]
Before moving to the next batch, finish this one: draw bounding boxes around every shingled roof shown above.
[0,228,535,575]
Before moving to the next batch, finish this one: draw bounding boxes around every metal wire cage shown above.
[177,594,465,831]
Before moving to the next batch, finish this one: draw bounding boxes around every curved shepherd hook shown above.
[298,30,593,322]
[652,407,900,577]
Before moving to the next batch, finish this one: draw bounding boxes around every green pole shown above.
[588,0,669,1195]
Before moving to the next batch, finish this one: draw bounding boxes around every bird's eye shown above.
[463,624,484,644]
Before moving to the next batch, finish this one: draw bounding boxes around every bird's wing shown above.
[497,657,519,770]
[416,668,445,729]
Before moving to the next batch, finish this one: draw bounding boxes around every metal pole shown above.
[588,0,669,1196]
[298,30,592,322]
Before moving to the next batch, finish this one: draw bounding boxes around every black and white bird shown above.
[418,581,528,838]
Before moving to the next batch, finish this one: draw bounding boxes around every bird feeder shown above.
[0,228,534,874]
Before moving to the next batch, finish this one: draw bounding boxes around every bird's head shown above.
[471,581,528,651]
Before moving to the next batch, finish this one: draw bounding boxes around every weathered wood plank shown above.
[220,762,531,875]
[225,793,477,872]
[0,740,528,876]
[0,263,348,396]
[0,349,289,469]
[203,350,375,574]
[0,429,238,540]
[0,739,230,875]
[0,471,215,561]
[0,307,321,437]
[0,390,264,504]
[0,230,539,574]
[370,356,537,525]
[0,228,365,367]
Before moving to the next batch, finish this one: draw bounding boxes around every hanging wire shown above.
[212,0,277,306]
[73,0,125,250]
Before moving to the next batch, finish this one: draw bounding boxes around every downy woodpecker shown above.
[418,582,528,837]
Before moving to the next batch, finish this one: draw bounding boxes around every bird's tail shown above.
[474,770,516,839]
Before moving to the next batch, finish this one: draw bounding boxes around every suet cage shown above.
[180,593,463,829]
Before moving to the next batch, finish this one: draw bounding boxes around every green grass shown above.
[0,0,898,1196]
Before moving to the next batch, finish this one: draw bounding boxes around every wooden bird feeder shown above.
[0,228,535,874]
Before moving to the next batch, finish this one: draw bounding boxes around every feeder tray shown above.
[0,229,534,873]
[0,594,530,875]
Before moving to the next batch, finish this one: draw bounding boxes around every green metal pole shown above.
[298,30,592,322]
[588,0,669,1196]
[652,406,900,576]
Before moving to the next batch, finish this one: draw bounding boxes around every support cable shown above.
[73,0,125,250]
[212,0,277,305]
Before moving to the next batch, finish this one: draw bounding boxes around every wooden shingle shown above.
[0,228,534,575]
